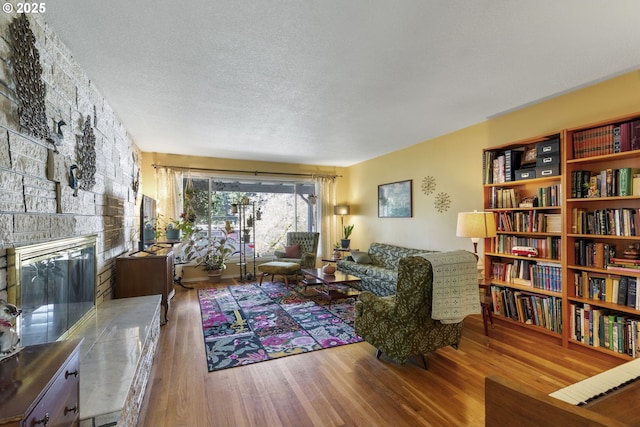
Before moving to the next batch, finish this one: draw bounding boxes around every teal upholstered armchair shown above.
[274,232,320,269]
[354,255,465,368]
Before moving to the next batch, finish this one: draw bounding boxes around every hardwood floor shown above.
[137,280,622,427]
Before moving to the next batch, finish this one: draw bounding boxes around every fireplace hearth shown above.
[7,235,97,346]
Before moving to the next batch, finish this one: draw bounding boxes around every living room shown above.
[1,2,640,426]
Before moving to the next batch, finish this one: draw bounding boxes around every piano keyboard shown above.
[549,357,640,406]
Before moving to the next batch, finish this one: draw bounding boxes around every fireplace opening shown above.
[8,235,97,346]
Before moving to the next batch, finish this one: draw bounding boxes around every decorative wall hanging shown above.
[434,192,451,213]
[46,120,66,152]
[421,176,436,195]
[77,115,96,191]
[378,180,412,218]
[131,153,140,199]
[69,165,79,197]
[9,14,50,140]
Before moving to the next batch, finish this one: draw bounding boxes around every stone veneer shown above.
[0,7,155,427]
[0,5,141,304]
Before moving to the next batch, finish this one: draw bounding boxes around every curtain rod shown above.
[151,164,341,179]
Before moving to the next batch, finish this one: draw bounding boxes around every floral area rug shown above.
[198,281,362,372]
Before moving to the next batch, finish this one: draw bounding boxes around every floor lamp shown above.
[456,211,497,279]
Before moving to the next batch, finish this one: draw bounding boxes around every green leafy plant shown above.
[183,229,236,272]
[343,224,354,240]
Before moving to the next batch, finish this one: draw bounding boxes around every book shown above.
[627,277,637,309]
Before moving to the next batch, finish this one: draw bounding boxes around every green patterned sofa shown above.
[354,255,471,367]
[336,242,435,296]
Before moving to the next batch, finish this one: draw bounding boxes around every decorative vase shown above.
[322,263,336,275]
[623,243,640,260]
[165,227,180,240]
[332,249,342,260]
[143,224,155,241]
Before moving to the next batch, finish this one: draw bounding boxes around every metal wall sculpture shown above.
[78,116,96,191]
[9,14,50,140]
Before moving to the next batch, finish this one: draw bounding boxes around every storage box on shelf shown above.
[564,113,640,359]
[483,133,563,338]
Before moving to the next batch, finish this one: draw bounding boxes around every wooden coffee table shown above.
[301,268,361,303]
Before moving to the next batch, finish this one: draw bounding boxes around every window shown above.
[183,175,317,257]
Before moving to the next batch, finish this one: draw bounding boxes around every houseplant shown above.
[183,229,236,283]
[341,224,354,249]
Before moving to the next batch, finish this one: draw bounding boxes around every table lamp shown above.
[456,210,497,278]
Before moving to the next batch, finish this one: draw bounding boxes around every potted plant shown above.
[183,229,236,283]
[167,211,197,241]
[341,224,354,249]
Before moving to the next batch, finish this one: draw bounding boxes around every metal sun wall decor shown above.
[78,115,97,191]
[421,176,436,195]
[421,175,451,213]
[9,14,50,140]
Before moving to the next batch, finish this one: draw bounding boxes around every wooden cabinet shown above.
[0,339,81,426]
[483,133,564,339]
[116,248,174,323]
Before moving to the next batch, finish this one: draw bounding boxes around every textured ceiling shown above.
[43,1,640,167]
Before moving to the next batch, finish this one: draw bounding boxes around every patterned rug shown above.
[198,281,362,372]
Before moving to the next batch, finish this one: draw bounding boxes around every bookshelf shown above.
[483,113,640,360]
[563,113,640,359]
[483,134,563,339]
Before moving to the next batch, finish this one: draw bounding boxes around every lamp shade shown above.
[456,211,497,239]
[334,205,350,215]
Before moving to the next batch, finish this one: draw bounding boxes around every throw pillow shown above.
[351,251,373,264]
[284,244,301,258]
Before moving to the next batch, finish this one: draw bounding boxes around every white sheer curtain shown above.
[315,175,337,259]
[155,167,183,226]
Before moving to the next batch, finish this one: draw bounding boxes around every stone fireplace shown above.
[7,235,97,346]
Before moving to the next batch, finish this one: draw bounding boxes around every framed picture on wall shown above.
[378,180,412,218]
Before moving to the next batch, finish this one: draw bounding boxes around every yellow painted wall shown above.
[346,70,640,253]
[140,70,640,258]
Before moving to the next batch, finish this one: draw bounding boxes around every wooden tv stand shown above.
[116,248,174,323]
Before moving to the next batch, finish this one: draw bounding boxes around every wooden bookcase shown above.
[483,133,564,341]
[483,113,640,360]
[563,112,640,359]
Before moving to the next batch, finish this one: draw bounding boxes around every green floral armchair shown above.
[354,255,464,367]
[274,232,320,269]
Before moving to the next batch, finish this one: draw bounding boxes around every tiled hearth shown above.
[67,295,161,427]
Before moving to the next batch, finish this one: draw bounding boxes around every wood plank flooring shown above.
[137,280,622,427]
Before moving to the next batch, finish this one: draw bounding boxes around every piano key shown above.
[549,358,640,405]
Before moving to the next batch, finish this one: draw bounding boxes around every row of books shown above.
[491,285,562,333]
[571,207,640,236]
[570,303,640,357]
[483,148,523,184]
[573,240,616,268]
[488,188,520,209]
[572,120,640,159]
[570,168,640,198]
[491,260,562,292]
[488,186,562,209]
[492,235,561,260]
[536,184,562,207]
[574,271,639,308]
[495,211,561,233]
[606,257,640,276]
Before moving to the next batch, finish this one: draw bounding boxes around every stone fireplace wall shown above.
[0,9,141,305]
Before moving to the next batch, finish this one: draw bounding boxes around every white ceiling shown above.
[43,1,640,167]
